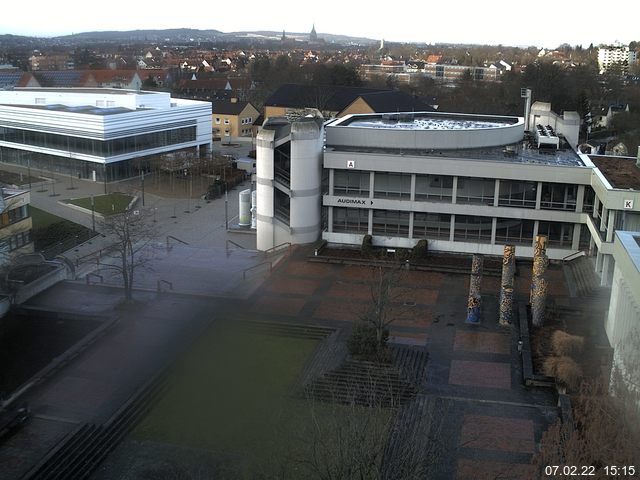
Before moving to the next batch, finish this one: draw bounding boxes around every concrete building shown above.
[0,88,212,182]
[255,108,640,274]
[0,188,33,261]
[598,43,638,74]
[605,230,640,401]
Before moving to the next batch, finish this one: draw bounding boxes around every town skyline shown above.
[1,0,638,48]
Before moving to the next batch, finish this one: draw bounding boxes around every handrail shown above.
[242,261,272,280]
[166,235,189,249]
[226,239,246,250]
[263,242,291,257]
[75,244,117,266]
[562,250,586,265]
[86,273,104,285]
[157,279,173,292]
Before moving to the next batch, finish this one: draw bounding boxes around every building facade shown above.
[0,88,212,182]
[212,99,259,140]
[0,188,33,261]
[598,44,638,74]
[255,109,640,278]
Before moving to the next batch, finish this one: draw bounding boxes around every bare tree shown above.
[362,266,407,352]
[99,208,158,302]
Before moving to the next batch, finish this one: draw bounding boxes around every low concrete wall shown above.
[14,263,72,305]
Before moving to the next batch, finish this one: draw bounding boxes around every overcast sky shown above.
[1,0,637,48]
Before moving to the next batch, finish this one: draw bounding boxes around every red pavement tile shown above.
[398,270,444,288]
[448,359,511,389]
[266,277,320,296]
[313,298,367,322]
[460,414,535,454]
[393,307,432,328]
[252,296,307,316]
[326,282,373,301]
[284,261,334,278]
[453,331,510,355]
[391,287,438,305]
[456,459,536,480]
[340,265,375,282]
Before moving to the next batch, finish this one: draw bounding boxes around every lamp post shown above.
[91,194,96,232]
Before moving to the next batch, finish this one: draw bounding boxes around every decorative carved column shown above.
[466,254,484,324]
[530,235,549,327]
[532,278,547,327]
[499,245,516,326]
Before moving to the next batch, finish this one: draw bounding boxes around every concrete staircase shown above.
[563,255,600,298]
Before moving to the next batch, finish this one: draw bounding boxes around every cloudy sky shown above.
[1,0,636,48]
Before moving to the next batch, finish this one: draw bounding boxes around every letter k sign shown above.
[624,199,634,209]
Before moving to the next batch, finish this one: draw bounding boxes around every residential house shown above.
[212,99,260,140]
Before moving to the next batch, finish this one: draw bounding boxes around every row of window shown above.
[0,126,196,157]
[332,207,576,247]
[0,230,32,252]
[332,170,589,212]
[0,205,28,228]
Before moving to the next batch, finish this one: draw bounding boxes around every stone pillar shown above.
[532,277,547,327]
[530,235,548,305]
[466,254,484,324]
[499,245,516,326]
[530,235,549,327]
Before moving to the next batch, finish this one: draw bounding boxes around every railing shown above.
[157,279,173,292]
[85,273,104,285]
[242,261,272,280]
[166,235,189,250]
[562,251,586,265]
[226,239,246,250]
[262,242,291,257]
[75,245,116,267]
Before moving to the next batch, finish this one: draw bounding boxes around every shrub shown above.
[411,239,428,260]
[543,356,583,391]
[551,330,585,357]
[361,234,374,257]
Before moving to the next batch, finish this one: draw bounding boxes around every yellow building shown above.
[212,99,259,140]
[0,188,33,262]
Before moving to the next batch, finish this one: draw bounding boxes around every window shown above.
[374,172,411,199]
[495,218,535,245]
[372,210,410,237]
[333,170,370,196]
[333,207,368,233]
[215,117,221,124]
[224,119,230,125]
[538,221,574,248]
[454,215,493,243]
[456,177,495,205]
[540,183,577,211]
[415,174,453,202]
[413,213,451,239]
[498,180,537,209]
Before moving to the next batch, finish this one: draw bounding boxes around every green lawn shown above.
[29,206,97,256]
[67,193,133,215]
[134,321,392,478]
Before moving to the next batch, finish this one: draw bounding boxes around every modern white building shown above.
[0,88,212,182]
[598,43,638,74]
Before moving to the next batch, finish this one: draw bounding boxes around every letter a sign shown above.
[346,160,356,169]
[624,199,634,209]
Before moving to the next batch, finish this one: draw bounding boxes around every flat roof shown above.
[4,103,143,115]
[344,114,516,131]
[590,155,640,190]
[14,87,149,95]
[335,112,519,131]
